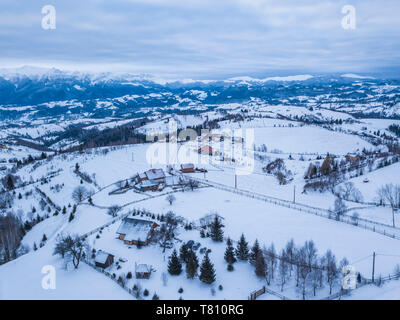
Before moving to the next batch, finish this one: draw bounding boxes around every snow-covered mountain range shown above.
[0,67,399,122]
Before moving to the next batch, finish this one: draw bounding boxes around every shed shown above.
[94,251,114,269]
[135,263,152,279]
[180,163,195,173]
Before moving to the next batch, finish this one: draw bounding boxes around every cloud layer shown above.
[1,0,399,78]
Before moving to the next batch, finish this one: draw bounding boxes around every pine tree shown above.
[186,250,199,279]
[33,242,38,251]
[199,253,216,284]
[235,234,249,261]
[249,239,261,265]
[179,244,190,263]
[6,175,14,190]
[210,215,224,242]
[42,234,47,242]
[168,249,182,275]
[255,250,266,277]
[62,206,67,214]
[224,238,236,264]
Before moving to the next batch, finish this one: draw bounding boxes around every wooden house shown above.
[135,263,152,279]
[117,217,159,246]
[94,251,114,269]
[180,163,195,173]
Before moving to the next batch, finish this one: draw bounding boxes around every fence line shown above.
[80,189,188,239]
[82,257,140,299]
[191,177,400,241]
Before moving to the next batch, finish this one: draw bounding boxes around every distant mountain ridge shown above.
[0,67,399,120]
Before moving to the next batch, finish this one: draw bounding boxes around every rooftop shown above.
[117,217,156,242]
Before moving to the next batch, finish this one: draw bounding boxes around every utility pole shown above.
[372,252,376,283]
[293,185,296,203]
[235,174,237,189]
[392,207,396,228]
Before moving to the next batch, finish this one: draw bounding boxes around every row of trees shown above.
[168,247,216,285]
[0,212,25,264]
[224,235,351,299]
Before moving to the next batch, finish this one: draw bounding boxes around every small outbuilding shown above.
[180,163,195,173]
[135,263,152,279]
[94,251,114,269]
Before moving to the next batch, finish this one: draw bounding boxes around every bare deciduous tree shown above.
[72,186,89,203]
[166,194,176,205]
[377,184,400,227]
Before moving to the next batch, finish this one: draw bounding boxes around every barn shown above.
[117,217,159,246]
[94,251,114,269]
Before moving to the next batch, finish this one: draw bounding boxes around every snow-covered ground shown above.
[1,104,400,300]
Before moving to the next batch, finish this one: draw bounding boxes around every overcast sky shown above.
[1,0,399,79]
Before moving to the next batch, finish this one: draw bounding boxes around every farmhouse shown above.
[94,251,114,269]
[117,217,159,246]
[137,179,160,191]
[198,145,213,155]
[180,163,195,173]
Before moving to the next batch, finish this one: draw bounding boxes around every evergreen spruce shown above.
[235,233,249,261]
[69,212,75,222]
[62,206,67,214]
[255,250,266,277]
[179,244,190,263]
[199,253,216,284]
[168,249,182,275]
[186,250,199,279]
[249,239,261,265]
[210,215,224,242]
[224,238,236,264]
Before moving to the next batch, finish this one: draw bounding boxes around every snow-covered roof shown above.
[139,172,147,180]
[139,179,158,188]
[117,217,156,242]
[95,251,113,264]
[181,163,194,169]
[145,169,165,180]
[165,175,185,186]
[136,264,151,273]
